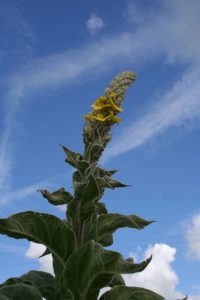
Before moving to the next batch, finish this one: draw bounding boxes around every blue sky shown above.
[0,0,200,299]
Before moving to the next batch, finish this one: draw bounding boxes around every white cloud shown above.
[123,243,184,299]
[190,294,200,300]
[25,242,54,275]
[86,14,104,35]
[0,172,71,215]
[186,213,200,260]
[126,0,200,64]
[103,67,200,161]
[1,0,200,191]
[26,243,181,298]
[25,241,200,300]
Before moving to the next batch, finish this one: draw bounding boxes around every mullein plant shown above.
[0,71,165,300]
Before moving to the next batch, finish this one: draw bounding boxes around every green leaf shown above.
[103,176,130,189]
[84,202,113,247]
[81,175,99,203]
[98,168,118,177]
[79,175,100,220]
[91,143,104,161]
[39,187,74,206]
[60,145,83,168]
[61,145,90,173]
[99,286,164,300]
[0,271,55,300]
[109,275,125,287]
[0,211,76,269]
[62,241,151,300]
[0,283,43,300]
[97,214,153,244]
[98,233,113,247]
[76,160,90,172]
[20,271,55,300]
[98,202,108,215]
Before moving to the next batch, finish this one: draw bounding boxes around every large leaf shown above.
[82,203,114,246]
[79,175,100,220]
[97,214,153,245]
[0,211,76,269]
[62,241,151,300]
[20,271,55,300]
[0,283,43,300]
[109,275,125,287]
[99,286,164,300]
[39,187,74,206]
[0,271,55,300]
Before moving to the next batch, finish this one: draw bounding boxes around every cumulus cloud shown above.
[26,243,182,299]
[25,242,200,299]
[186,213,200,260]
[190,294,200,300]
[123,243,184,299]
[86,14,104,34]
[25,242,54,275]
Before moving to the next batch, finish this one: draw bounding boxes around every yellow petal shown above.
[91,103,111,110]
[109,99,122,112]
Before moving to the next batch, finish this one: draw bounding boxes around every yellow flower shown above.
[84,93,122,123]
[91,95,122,113]
[92,113,111,122]
[91,96,108,110]
[109,99,122,112]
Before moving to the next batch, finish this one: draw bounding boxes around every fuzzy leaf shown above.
[81,175,99,203]
[98,233,113,247]
[109,275,125,287]
[39,188,74,206]
[0,212,76,269]
[62,241,151,300]
[99,286,164,300]
[97,214,153,243]
[79,175,100,220]
[98,202,108,215]
[60,145,83,168]
[20,271,55,300]
[0,283,43,300]
[0,271,55,300]
[98,168,118,177]
[103,176,130,189]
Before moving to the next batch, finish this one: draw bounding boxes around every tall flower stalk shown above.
[0,71,166,300]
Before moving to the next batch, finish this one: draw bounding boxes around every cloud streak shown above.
[1,0,200,190]
[103,67,200,161]
[186,213,200,260]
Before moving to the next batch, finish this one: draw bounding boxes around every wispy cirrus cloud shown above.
[185,213,200,260]
[0,172,71,213]
[1,0,200,192]
[103,67,200,161]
